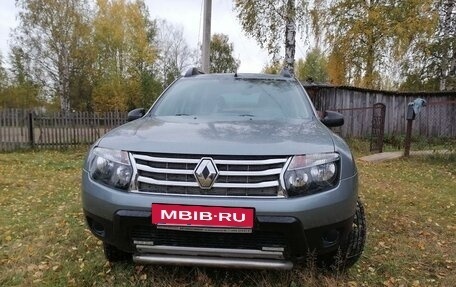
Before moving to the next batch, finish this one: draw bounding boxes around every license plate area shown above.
[152,203,255,232]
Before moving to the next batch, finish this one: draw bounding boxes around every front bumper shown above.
[82,170,357,267]
[85,209,353,265]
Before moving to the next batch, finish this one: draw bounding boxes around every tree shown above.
[14,0,91,112]
[0,53,7,91]
[262,60,283,74]
[0,48,41,109]
[295,47,328,82]
[0,53,9,107]
[398,72,440,92]
[327,47,347,86]
[154,20,196,88]
[317,0,436,89]
[234,0,308,75]
[210,34,240,73]
[92,0,157,112]
[8,0,163,111]
[396,0,454,91]
[436,0,456,90]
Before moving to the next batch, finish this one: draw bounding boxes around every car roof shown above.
[182,67,295,81]
[183,73,295,81]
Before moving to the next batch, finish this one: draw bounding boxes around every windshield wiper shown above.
[175,113,192,116]
[238,114,255,117]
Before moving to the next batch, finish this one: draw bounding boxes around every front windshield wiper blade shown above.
[175,113,192,116]
[238,114,255,117]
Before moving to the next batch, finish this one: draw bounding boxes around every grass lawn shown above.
[0,146,455,286]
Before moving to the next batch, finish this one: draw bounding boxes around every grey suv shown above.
[82,68,366,270]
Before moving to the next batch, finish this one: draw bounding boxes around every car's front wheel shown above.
[319,199,367,270]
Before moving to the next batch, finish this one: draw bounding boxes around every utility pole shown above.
[201,0,212,73]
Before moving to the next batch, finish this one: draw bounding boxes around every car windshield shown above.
[152,77,313,119]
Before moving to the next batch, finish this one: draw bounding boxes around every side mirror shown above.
[127,108,146,122]
[321,111,344,127]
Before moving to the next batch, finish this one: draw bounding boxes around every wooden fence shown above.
[1,109,127,151]
[2,86,456,151]
[305,85,456,138]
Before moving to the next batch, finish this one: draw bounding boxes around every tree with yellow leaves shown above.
[91,0,157,112]
[317,0,437,89]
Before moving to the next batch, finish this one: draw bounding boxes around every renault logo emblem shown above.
[194,158,219,189]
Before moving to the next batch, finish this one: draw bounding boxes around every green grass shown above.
[0,147,455,286]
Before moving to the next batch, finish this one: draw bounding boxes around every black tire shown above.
[103,242,132,262]
[343,199,367,268]
[319,199,367,270]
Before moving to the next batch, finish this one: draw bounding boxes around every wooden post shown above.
[370,103,386,153]
[28,112,35,149]
[404,119,413,157]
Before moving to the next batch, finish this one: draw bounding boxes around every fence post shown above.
[28,112,35,149]
[404,99,427,157]
[370,103,386,153]
[404,119,413,157]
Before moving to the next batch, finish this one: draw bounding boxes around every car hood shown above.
[98,116,335,156]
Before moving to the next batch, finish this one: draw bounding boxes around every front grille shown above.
[131,226,286,250]
[131,153,288,197]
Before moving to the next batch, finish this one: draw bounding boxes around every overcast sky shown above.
[0,0,308,72]
[0,1,17,61]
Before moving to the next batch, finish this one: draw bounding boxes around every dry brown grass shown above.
[0,148,455,286]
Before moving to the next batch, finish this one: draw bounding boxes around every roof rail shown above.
[184,67,204,77]
[280,68,292,78]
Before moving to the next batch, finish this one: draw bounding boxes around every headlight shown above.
[88,147,132,190]
[283,153,339,196]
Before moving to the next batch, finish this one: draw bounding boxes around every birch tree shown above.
[92,0,156,111]
[154,20,195,88]
[318,0,436,89]
[14,0,90,112]
[234,0,308,75]
[399,0,454,91]
[437,0,456,90]
[0,53,7,91]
